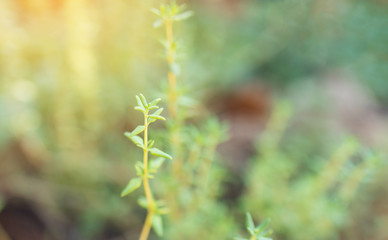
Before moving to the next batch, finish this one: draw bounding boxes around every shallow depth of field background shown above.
[0,0,387,240]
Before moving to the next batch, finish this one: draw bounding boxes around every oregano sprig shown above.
[151,1,193,118]
[121,94,172,240]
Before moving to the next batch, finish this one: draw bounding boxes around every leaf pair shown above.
[138,197,169,215]
[235,213,272,240]
[134,158,166,178]
[137,197,168,237]
[134,94,162,114]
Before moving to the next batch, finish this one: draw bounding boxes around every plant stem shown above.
[165,17,184,193]
[165,19,177,119]
[139,110,155,240]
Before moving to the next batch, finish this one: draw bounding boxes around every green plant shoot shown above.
[235,212,273,240]
[121,94,172,240]
[151,1,193,118]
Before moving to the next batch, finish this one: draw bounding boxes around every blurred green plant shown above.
[234,213,272,240]
[121,94,171,240]
[1,0,387,239]
[244,101,384,240]
[151,1,193,119]
[150,2,237,239]
[187,0,388,103]
[152,0,194,179]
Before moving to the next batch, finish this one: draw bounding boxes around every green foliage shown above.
[235,213,272,240]
[244,101,384,240]
[148,2,238,239]
[187,0,388,103]
[122,94,171,239]
[1,0,387,239]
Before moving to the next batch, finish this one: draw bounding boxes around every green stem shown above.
[165,19,177,119]
[164,17,185,219]
[139,110,155,240]
[165,18,183,177]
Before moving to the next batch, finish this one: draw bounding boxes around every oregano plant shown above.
[121,94,172,240]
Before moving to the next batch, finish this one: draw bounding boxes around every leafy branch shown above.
[152,1,193,118]
[121,94,172,240]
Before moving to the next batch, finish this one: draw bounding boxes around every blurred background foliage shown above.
[0,0,387,239]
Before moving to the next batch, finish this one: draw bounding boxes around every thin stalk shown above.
[164,18,184,187]
[139,110,155,240]
[165,19,177,119]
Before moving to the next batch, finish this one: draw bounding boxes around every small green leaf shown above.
[148,118,157,125]
[147,173,155,179]
[139,94,148,108]
[246,212,255,234]
[256,219,270,233]
[125,134,144,148]
[160,5,166,15]
[135,161,144,176]
[121,178,142,197]
[177,3,187,12]
[153,19,163,28]
[149,157,165,172]
[152,108,163,116]
[149,114,166,121]
[129,126,145,136]
[152,215,163,237]
[151,8,161,16]
[138,197,148,209]
[173,10,194,21]
[170,41,177,52]
[150,98,162,107]
[149,148,172,159]
[136,95,145,109]
[170,4,178,14]
[134,106,145,112]
[156,206,169,215]
[148,140,155,148]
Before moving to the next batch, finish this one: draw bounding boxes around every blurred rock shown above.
[209,82,272,173]
[0,200,45,240]
[321,70,388,147]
